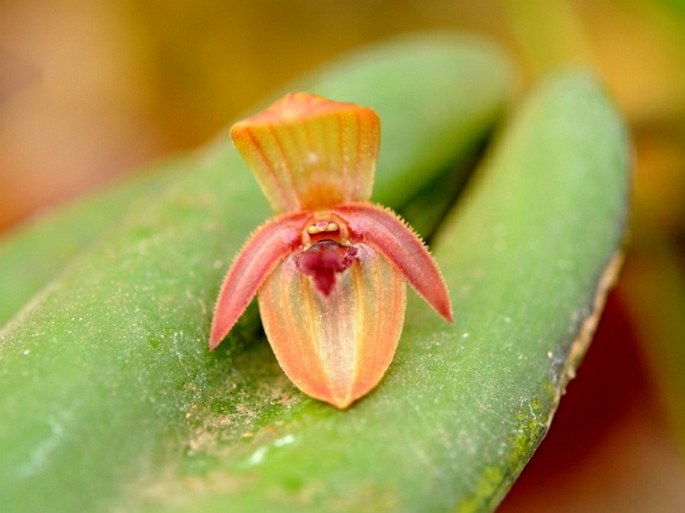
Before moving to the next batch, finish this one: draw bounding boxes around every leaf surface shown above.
[0,34,514,513]
[124,71,629,513]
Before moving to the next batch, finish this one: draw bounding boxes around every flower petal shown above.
[335,202,453,322]
[230,92,380,213]
[258,244,406,409]
[209,211,310,350]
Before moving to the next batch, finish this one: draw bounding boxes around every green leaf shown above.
[127,71,628,513]
[0,33,514,513]
[407,71,629,511]
[0,161,185,326]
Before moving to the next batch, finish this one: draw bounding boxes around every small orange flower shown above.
[210,92,452,408]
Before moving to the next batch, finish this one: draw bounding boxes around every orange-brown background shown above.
[1,1,684,510]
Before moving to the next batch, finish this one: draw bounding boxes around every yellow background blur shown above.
[2,1,684,511]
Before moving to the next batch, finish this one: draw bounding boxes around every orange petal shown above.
[209,211,310,350]
[258,244,407,409]
[335,202,453,322]
[230,92,380,214]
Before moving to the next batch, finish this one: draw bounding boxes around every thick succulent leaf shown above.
[0,65,629,513]
[93,70,626,513]
[119,70,626,513]
[0,33,513,513]
[398,71,629,511]
[230,92,379,213]
[0,160,185,326]
[259,244,406,409]
[120,71,625,513]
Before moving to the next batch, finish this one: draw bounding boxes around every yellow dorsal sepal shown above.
[230,92,380,213]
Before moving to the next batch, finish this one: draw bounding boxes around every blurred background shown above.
[1,0,684,510]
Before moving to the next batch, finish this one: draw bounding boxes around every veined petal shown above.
[258,244,407,409]
[230,92,380,213]
[335,202,453,322]
[209,211,310,350]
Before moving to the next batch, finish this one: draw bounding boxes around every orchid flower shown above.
[210,92,452,409]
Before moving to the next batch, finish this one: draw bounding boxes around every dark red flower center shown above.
[294,240,358,296]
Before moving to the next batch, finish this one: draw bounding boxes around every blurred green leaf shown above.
[0,33,515,513]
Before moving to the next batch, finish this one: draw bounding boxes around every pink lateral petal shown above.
[209,211,310,350]
[334,202,453,323]
[230,92,380,213]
